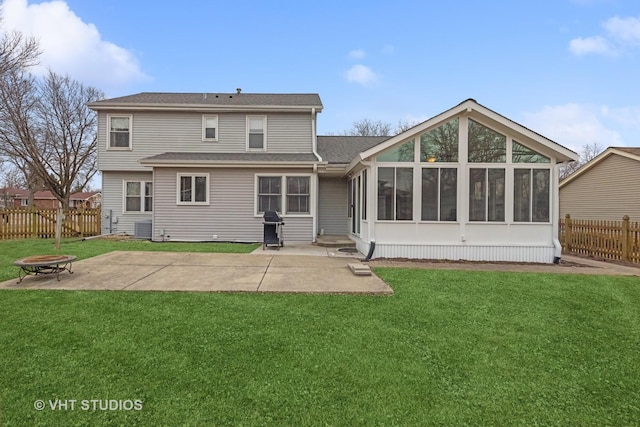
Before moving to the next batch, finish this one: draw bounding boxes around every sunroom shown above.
[346,99,577,263]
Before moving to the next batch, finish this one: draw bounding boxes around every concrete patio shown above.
[0,249,393,295]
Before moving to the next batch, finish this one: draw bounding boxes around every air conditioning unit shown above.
[134,220,152,240]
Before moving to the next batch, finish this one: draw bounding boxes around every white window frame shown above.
[202,115,218,142]
[20,198,28,207]
[123,180,153,213]
[107,114,133,150]
[254,174,312,217]
[246,115,267,151]
[176,173,210,205]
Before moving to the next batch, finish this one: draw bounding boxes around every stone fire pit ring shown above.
[14,255,77,284]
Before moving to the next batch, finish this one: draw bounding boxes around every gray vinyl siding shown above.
[318,177,348,235]
[101,171,153,234]
[152,168,314,242]
[98,111,313,171]
[560,154,640,221]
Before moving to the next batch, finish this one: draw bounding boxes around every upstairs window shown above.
[109,115,132,149]
[247,116,266,150]
[202,115,218,141]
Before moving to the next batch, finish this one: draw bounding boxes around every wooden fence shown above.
[0,208,101,240]
[559,214,640,264]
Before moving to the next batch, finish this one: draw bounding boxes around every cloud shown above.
[522,104,624,152]
[344,64,379,86]
[569,36,615,56]
[603,16,640,45]
[0,0,148,93]
[348,49,366,59]
[569,14,640,56]
[382,44,395,54]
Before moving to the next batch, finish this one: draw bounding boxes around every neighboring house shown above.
[88,93,577,263]
[0,188,101,209]
[560,147,640,221]
[0,187,29,208]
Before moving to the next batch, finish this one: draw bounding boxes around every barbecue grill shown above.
[263,211,284,250]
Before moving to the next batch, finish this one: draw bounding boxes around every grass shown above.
[0,268,639,425]
[0,238,260,283]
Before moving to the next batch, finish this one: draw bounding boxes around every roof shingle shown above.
[89,92,323,109]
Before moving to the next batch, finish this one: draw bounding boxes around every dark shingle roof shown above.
[140,152,319,164]
[317,136,388,164]
[89,92,322,109]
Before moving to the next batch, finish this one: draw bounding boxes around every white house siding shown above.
[152,167,314,242]
[101,171,153,235]
[355,222,554,262]
[560,154,640,221]
[98,112,313,171]
[318,177,348,235]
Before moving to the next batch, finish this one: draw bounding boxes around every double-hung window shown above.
[124,181,152,212]
[177,174,209,205]
[256,175,310,215]
[247,116,266,150]
[109,115,132,149]
[202,115,218,141]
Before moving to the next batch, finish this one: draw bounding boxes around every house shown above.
[560,147,640,221]
[0,188,101,209]
[88,93,577,263]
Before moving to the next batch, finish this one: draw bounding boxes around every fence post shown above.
[622,215,630,262]
[78,207,84,238]
[31,207,38,238]
[565,214,572,252]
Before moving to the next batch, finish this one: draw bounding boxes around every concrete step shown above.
[316,235,356,248]
[348,263,372,276]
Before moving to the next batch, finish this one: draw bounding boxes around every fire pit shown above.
[14,255,77,284]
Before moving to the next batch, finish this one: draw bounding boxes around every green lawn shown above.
[1,268,639,425]
[0,238,259,283]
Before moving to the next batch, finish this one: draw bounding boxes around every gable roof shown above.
[560,146,640,188]
[317,136,388,164]
[348,98,578,171]
[88,92,323,112]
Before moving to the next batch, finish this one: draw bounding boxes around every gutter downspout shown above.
[552,162,562,263]
[311,107,321,242]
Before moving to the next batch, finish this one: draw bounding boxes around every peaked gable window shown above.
[468,119,506,163]
[376,139,415,162]
[247,116,266,150]
[108,115,132,149]
[420,118,459,162]
[512,141,550,163]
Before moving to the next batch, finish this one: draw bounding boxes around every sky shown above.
[1,0,639,154]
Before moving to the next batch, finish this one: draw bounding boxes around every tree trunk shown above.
[55,206,63,251]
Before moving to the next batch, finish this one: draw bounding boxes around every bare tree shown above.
[559,142,604,179]
[395,119,418,134]
[0,69,104,209]
[0,18,40,77]
[344,118,393,136]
